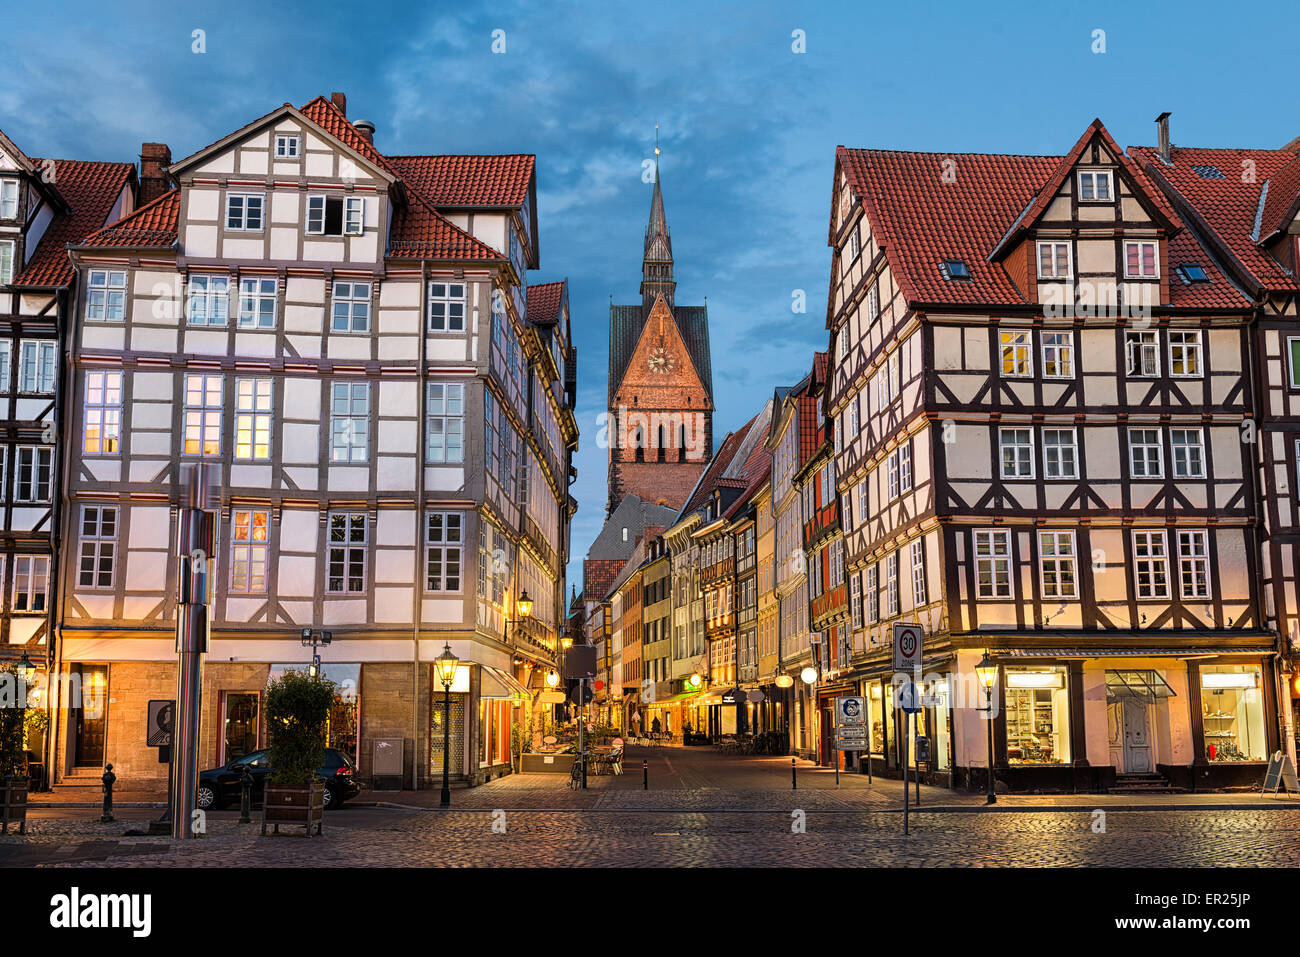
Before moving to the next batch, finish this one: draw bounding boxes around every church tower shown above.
[606,151,714,516]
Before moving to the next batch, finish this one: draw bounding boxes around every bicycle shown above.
[567,755,583,790]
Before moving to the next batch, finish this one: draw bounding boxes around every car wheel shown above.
[322,783,334,810]
[196,784,219,810]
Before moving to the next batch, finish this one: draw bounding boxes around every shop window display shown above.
[930,679,952,770]
[1004,667,1069,764]
[866,683,885,755]
[1200,664,1266,762]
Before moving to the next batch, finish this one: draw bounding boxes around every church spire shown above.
[641,126,676,309]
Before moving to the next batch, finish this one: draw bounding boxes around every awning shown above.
[996,648,1274,659]
[1106,670,1176,700]
[480,665,532,700]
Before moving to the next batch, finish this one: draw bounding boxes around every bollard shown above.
[101,763,116,823]
[643,759,648,790]
[792,757,797,790]
[239,765,253,824]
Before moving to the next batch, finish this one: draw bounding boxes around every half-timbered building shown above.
[828,119,1275,792]
[0,129,136,782]
[53,93,578,789]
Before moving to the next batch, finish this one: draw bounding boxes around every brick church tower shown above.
[606,159,714,515]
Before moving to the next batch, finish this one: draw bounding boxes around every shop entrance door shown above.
[1121,696,1152,772]
[73,665,107,768]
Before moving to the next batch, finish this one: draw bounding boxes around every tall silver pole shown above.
[172,463,213,839]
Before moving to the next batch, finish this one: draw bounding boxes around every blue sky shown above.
[4,0,1298,589]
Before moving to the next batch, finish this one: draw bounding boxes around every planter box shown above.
[520,752,576,774]
[261,781,324,837]
[1,776,28,835]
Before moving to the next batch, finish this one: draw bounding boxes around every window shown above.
[225,193,264,231]
[19,340,56,393]
[187,274,230,326]
[867,284,880,322]
[326,512,367,593]
[1041,331,1074,378]
[183,373,223,456]
[1042,428,1078,479]
[885,551,899,618]
[875,351,901,408]
[0,340,8,393]
[83,371,123,454]
[1005,667,1070,764]
[426,382,465,463]
[85,270,127,321]
[940,259,971,280]
[1290,337,1300,389]
[0,179,17,219]
[1132,530,1170,599]
[229,509,269,593]
[1177,263,1209,283]
[849,572,862,628]
[1038,531,1077,599]
[0,240,12,285]
[865,564,879,624]
[1199,665,1266,762]
[11,555,49,613]
[1126,331,1160,377]
[1171,428,1205,479]
[234,378,273,460]
[1128,428,1163,478]
[910,540,926,606]
[974,530,1012,599]
[428,282,467,332]
[238,277,277,329]
[1124,240,1159,278]
[331,281,371,333]
[847,229,860,261]
[307,195,364,236]
[275,134,300,158]
[999,427,1034,479]
[1000,330,1032,377]
[329,381,370,463]
[14,446,52,502]
[1078,169,1113,201]
[1168,330,1202,377]
[1037,241,1071,279]
[897,443,912,493]
[1177,530,1210,599]
[1192,165,1225,179]
[886,451,899,500]
[78,506,117,589]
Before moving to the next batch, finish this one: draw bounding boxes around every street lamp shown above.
[800,666,818,685]
[975,651,998,805]
[545,670,559,688]
[435,642,460,808]
[301,628,332,677]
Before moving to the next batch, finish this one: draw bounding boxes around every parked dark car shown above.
[196,748,359,810]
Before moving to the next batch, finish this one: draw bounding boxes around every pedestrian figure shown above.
[651,716,662,734]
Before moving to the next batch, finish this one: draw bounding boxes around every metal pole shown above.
[986,686,997,805]
[835,747,840,788]
[171,464,212,840]
[580,678,587,789]
[791,756,797,789]
[643,758,648,790]
[440,681,452,807]
[903,708,910,836]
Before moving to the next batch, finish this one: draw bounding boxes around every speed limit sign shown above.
[893,623,923,672]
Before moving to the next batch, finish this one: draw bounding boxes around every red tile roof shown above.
[583,558,627,604]
[388,198,504,262]
[387,154,534,208]
[14,159,134,286]
[683,420,756,515]
[81,187,180,249]
[297,96,396,177]
[527,280,565,324]
[841,122,1249,312]
[1130,145,1300,294]
[1259,153,1300,242]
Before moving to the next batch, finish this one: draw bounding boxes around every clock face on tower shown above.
[648,347,676,374]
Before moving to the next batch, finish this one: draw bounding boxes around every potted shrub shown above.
[0,665,29,835]
[261,669,335,837]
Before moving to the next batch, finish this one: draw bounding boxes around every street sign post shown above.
[893,622,922,674]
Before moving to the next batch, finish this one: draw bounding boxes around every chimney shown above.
[138,142,172,207]
[1156,111,1172,165]
[354,119,376,144]
[331,91,347,117]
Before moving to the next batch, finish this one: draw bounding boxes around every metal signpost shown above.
[833,696,867,787]
[893,623,923,835]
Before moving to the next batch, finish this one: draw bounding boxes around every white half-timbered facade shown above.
[54,95,577,788]
[825,120,1279,792]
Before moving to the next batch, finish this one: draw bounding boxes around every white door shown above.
[1122,696,1152,773]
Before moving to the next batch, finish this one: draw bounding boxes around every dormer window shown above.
[940,259,971,281]
[1124,240,1159,279]
[1176,263,1209,283]
[1036,241,1072,279]
[275,135,300,158]
[0,179,18,219]
[1078,170,1113,201]
[307,195,365,236]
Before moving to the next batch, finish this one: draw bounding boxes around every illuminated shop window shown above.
[1003,666,1070,765]
[1200,664,1266,762]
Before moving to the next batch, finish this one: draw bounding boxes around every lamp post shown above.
[301,628,333,677]
[975,651,998,805]
[435,643,459,807]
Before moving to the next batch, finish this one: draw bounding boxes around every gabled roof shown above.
[839,121,1249,311]
[388,198,505,262]
[609,302,712,405]
[13,159,134,287]
[586,494,678,563]
[1258,153,1300,243]
[527,280,566,324]
[1131,144,1300,294]
[79,187,180,249]
[681,418,757,516]
[386,154,534,208]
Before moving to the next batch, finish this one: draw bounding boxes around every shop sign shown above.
[721,689,739,705]
[747,689,765,704]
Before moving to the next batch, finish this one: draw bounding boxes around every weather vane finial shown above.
[654,123,660,157]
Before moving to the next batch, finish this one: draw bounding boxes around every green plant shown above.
[264,669,336,786]
[0,666,26,779]
[510,711,536,769]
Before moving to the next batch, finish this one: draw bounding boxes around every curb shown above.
[28,802,167,809]
[353,800,1300,814]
